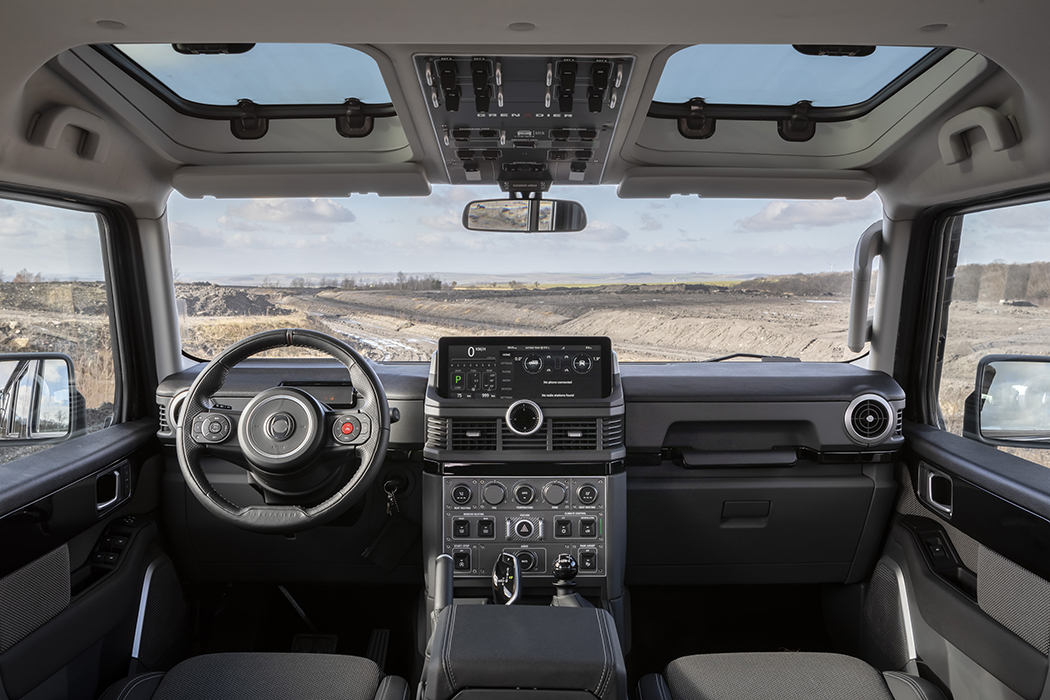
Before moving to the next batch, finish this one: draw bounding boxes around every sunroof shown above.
[114,43,391,106]
[653,45,935,107]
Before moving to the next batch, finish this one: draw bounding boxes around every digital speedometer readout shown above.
[444,339,606,400]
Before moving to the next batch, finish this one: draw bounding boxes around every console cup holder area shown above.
[423,604,626,700]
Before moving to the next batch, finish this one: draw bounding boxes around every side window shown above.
[0,196,117,465]
[936,199,1050,466]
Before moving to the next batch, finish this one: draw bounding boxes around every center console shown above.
[422,336,627,635]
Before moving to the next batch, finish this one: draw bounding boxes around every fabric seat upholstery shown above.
[99,652,408,700]
[638,652,947,700]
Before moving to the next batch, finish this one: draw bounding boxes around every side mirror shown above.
[964,354,1050,448]
[0,353,83,445]
[462,198,587,233]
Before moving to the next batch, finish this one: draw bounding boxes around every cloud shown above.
[417,210,463,231]
[639,212,664,231]
[222,198,356,226]
[573,221,629,243]
[735,197,879,232]
[169,220,220,246]
[0,201,14,217]
[420,186,480,209]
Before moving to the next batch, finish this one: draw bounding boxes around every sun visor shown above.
[172,164,431,199]
[617,167,876,200]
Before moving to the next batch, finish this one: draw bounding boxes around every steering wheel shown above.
[175,328,389,534]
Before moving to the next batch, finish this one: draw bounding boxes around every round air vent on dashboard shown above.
[168,391,188,429]
[844,394,894,445]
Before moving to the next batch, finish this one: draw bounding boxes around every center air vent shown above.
[450,420,498,451]
[844,394,894,445]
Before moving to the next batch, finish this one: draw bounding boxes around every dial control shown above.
[577,483,599,505]
[523,354,543,374]
[483,482,506,505]
[543,481,567,505]
[514,482,536,505]
[451,483,473,505]
[506,399,543,436]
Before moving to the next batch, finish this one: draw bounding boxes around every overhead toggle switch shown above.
[472,59,492,112]
[558,61,577,113]
[437,60,461,112]
[587,88,603,113]
[591,62,610,90]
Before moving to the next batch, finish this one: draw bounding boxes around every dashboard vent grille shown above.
[845,394,894,444]
[450,420,498,451]
[602,417,624,449]
[157,404,169,434]
[895,409,903,436]
[552,421,599,450]
[426,416,449,450]
[501,421,549,450]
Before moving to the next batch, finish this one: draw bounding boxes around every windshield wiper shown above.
[703,353,800,363]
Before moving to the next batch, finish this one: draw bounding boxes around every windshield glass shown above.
[167,186,880,362]
[653,44,933,106]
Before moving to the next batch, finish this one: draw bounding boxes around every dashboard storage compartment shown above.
[424,603,626,700]
[626,461,896,585]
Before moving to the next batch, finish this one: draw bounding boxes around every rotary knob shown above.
[543,481,567,505]
[506,399,543,436]
[483,482,506,505]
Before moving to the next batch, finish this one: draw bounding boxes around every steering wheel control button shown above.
[523,354,543,374]
[543,481,567,505]
[483,483,506,505]
[506,399,543,436]
[477,518,495,538]
[579,549,597,572]
[451,484,473,505]
[514,483,535,505]
[452,519,471,538]
[266,412,295,441]
[577,483,599,505]
[580,518,597,537]
[332,414,369,445]
[555,518,573,538]
[192,414,232,443]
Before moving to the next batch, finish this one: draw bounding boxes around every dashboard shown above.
[154,336,905,609]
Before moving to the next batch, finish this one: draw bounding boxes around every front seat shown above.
[99,652,408,700]
[638,652,947,700]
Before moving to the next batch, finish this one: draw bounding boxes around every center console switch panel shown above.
[441,475,608,580]
[416,54,634,186]
[424,604,627,700]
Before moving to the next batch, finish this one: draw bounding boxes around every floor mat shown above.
[188,583,422,684]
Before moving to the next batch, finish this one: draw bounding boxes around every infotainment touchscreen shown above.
[437,337,612,400]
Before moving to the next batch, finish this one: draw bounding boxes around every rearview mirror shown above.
[0,353,81,445]
[964,354,1050,448]
[462,199,587,233]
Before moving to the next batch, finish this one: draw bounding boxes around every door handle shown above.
[918,463,953,517]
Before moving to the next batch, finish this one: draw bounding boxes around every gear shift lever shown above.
[492,552,522,605]
[551,553,591,607]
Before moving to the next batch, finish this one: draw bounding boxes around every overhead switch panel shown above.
[416,54,634,186]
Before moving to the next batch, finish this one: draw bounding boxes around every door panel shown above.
[0,421,171,700]
[867,422,1050,700]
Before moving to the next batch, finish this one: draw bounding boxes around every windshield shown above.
[167,186,880,362]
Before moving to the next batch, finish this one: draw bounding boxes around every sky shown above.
[163,186,887,282]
